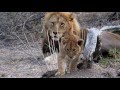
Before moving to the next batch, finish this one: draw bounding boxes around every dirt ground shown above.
[0,44,120,78]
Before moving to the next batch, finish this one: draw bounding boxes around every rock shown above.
[41,69,57,78]
[117,72,120,76]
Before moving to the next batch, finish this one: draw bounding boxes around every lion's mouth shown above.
[54,36,57,38]
[52,37,59,41]
[51,34,62,41]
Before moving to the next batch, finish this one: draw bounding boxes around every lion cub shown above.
[56,33,84,76]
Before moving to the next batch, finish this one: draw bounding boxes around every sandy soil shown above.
[0,45,120,78]
[0,44,58,78]
[58,64,118,78]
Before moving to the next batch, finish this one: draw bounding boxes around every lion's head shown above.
[43,12,80,41]
[61,34,84,59]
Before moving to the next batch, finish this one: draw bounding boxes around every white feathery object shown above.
[83,28,102,60]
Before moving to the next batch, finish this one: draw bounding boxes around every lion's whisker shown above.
[52,31,56,69]
[52,31,56,53]
[47,31,54,70]
[56,28,60,54]
[47,32,52,55]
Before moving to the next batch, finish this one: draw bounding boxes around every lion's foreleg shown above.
[56,54,66,76]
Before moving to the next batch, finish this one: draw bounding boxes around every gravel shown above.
[0,46,119,78]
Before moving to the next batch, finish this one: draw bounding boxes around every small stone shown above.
[0,74,6,77]
[117,72,120,76]
[101,72,113,78]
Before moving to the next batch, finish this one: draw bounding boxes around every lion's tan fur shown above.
[42,12,81,56]
[43,12,80,39]
[56,30,84,76]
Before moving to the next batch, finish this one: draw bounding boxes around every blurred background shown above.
[0,12,120,48]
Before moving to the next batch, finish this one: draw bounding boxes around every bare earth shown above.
[0,44,120,78]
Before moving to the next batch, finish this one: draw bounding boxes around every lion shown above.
[56,32,84,76]
[42,12,80,56]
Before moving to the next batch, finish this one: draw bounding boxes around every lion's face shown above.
[45,13,73,41]
[62,35,84,59]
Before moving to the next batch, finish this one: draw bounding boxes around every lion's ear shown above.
[69,12,75,21]
[78,39,84,46]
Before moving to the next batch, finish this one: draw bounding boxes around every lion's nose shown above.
[69,56,72,59]
[53,32,57,35]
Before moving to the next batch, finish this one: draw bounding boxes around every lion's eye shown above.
[60,23,65,27]
[73,49,76,51]
[51,22,54,26]
[67,49,69,51]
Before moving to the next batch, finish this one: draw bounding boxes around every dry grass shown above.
[99,48,120,68]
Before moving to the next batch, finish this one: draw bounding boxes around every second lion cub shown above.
[56,33,84,76]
